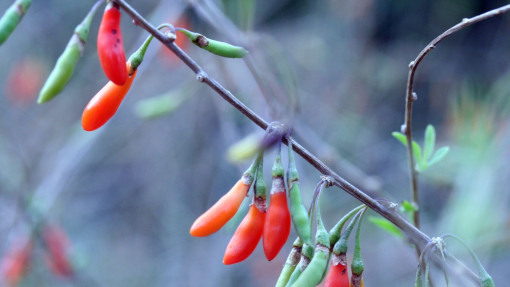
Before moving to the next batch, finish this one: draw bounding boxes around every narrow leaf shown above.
[424,259,430,287]
[412,141,424,171]
[423,125,435,161]
[428,146,450,167]
[392,132,408,146]
[368,216,403,238]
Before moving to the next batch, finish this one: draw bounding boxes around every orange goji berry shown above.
[190,179,250,237]
[0,239,31,287]
[81,62,136,131]
[190,155,260,237]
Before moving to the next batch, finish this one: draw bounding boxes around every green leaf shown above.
[412,141,425,171]
[392,132,408,146]
[393,131,426,172]
[369,216,403,238]
[401,200,417,214]
[423,125,435,161]
[428,146,450,167]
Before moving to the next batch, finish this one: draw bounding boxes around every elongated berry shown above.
[177,28,248,58]
[275,237,302,287]
[97,2,127,85]
[287,141,312,245]
[0,0,31,45]
[43,225,73,277]
[324,253,349,287]
[263,147,291,261]
[81,62,137,131]
[223,203,265,265]
[0,238,31,286]
[38,1,101,103]
[190,179,250,237]
[190,157,259,237]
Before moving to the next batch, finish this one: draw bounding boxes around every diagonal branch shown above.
[113,0,427,250]
[113,0,483,283]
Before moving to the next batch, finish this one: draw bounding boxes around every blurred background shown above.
[0,0,509,286]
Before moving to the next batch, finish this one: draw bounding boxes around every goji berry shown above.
[190,154,260,237]
[263,145,291,261]
[97,1,127,85]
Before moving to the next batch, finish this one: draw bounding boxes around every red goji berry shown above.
[263,192,291,260]
[43,225,73,277]
[97,2,127,85]
[223,157,266,265]
[262,147,291,261]
[324,255,349,287]
[223,203,265,265]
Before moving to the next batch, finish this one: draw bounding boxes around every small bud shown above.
[400,124,408,134]
[196,72,207,82]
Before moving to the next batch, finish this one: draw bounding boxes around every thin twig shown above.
[113,0,480,283]
[403,4,510,230]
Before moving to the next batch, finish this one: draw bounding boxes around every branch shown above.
[113,0,479,283]
[403,4,510,230]
[113,0,426,248]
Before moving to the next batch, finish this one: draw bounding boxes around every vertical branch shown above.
[403,4,510,230]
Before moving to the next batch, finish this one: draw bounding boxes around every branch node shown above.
[412,92,418,102]
[400,124,408,134]
[320,175,334,187]
[388,202,398,210]
[165,31,176,41]
[408,60,415,69]
[196,72,207,82]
